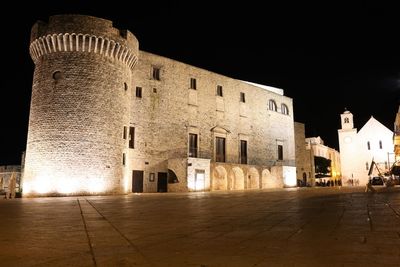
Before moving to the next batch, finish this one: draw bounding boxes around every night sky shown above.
[1,1,399,165]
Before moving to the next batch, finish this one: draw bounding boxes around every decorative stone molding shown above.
[30,33,137,69]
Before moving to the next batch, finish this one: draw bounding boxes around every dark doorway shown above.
[132,170,144,193]
[157,172,168,192]
[302,172,307,185]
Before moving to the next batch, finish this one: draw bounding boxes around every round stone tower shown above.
[23,15,139,196]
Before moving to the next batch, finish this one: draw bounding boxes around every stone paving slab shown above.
[1,187,400,266]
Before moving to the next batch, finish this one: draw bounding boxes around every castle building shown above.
[22,15,296,196]
[294,122,313,185]
[305,136,341,183]
[394,106,400,162]
[338,109,394,186]
[0,165,21,195]
[294,122,340,187]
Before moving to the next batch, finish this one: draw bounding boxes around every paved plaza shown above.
[1,186,400,266]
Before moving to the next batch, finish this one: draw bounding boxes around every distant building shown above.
[294,122,313,185]
[294,122,340,186]
[338,109,394,186]
[305,136,341,184]
[0,165,21,195]
[394,106,400,162]
[22,15,297,196]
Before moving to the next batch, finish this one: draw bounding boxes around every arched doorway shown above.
[302,172,307,186]
[212,166,227,190]
[247,167,260,189]
[261,169,279,188]
[232,167,244,190]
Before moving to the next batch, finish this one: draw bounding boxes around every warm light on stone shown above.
[23,15,138,196]
[22,14,297,196]
[283,166,297,187]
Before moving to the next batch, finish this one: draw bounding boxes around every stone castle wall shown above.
[129,51,295,192]
[23,15,296,196]
[23,15,138,196]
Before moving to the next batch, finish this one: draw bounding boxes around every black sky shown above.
[1,1,399,165]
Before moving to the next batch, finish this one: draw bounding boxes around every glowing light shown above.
[23,167,109,195]
[34,174,53,194]
[123,172,129,193]
[283,166,297,187]
[87,178,106,193]
[188,172,205,191]
[57,178,79,194]
[124,179,129,192]
[22,182,32,194]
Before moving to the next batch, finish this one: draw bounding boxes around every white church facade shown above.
[338,109,394,186]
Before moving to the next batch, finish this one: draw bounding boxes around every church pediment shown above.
[358,116,393,136]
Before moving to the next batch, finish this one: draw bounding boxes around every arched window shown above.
[281,104,289,115]
[268,99,277,111]
[344,118,349,123]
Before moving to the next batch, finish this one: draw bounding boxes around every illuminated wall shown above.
[394,106,400,161]
[338,110,394,186]
[294,122,313,185]
[305,136,341,181]
[23,14,296,196]
[23,15,139,196]
[129,51,296,193]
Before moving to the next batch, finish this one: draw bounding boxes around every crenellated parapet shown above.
[30,33,137,69]
[29,14,139,70]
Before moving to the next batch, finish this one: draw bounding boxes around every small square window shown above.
[136,87,142,98]
[217,85,223,97]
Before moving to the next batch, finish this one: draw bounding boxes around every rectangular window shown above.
[129,127,135,149]
[216,137,226,162]
[189,133,198,158]
[217,85,223,96]
[136,87,142,98]
[240,140,247,164]
[379,140,382,149]
[122,153,126,166]
[190,78,197,89]
[278,145,283,160]
[240,92,245,103]
[152,67,160,80]
[367,141,370,150]
[123,126,127,139]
